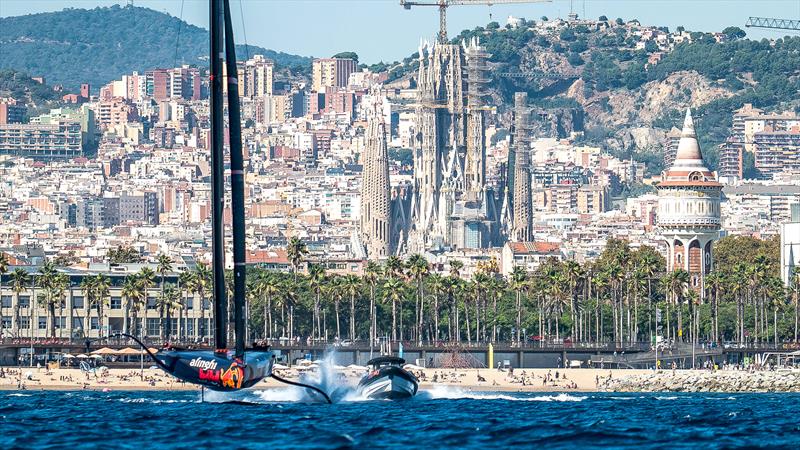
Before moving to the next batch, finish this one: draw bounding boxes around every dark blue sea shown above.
[2,388,800,449]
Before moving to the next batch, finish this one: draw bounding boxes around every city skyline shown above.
[1,0,798,63]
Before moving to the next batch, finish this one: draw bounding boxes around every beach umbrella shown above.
[76,354,88,358]
[117,347,144,355]
[273,363,289,370]
[62,354,75,359]
[91,347,118,355]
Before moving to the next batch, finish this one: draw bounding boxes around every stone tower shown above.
[657,108,722,294]
[511,92,532,242]
[464,37,488,198]
[360,98,393,258]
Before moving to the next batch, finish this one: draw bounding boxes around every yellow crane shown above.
[400,0,552,44]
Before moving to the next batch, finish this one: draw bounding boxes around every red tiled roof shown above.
[508,242,561,255]
[246,249,289,265]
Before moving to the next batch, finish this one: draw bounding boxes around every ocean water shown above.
[2,389,800,449]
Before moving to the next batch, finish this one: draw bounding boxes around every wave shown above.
[7,393,32,397]
[420,386,586,402]
[118,398,192,404]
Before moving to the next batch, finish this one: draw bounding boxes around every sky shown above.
[2,0,800,63]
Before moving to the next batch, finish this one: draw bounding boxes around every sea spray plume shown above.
[296,350,359,402]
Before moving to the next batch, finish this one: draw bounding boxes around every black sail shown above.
[149,0,273,392]
[222,0,247,359]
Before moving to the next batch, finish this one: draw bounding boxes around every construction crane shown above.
[400,0,552,45]
[745,17,800,31]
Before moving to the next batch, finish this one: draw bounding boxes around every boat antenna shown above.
[210,0,228,355]
[222,0,247,359]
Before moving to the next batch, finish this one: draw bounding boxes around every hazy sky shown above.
[2,0,800,62]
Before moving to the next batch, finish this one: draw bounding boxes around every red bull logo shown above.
[220,362,244,389]
[195,360,243,389]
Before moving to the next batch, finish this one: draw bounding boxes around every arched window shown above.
[689,171,702,181]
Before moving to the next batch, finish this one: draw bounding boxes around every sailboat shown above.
[152,0,272,392]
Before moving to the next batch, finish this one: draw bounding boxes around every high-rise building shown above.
[753,129,800,179]
[0,121,83,159]
[0,98,26,125]
[663,126,681,169]
[359,100,393,258]
[657,109,722,294]
[312,58,357,92]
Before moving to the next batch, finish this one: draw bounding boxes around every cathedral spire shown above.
[360,93,393,258]
[511,92,532,242]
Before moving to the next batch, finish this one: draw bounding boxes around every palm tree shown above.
[0,253,7,339]
[177,270,194,342]
[427,273,446,343]
[510,266,527,346]
[385,256,404,280]
[121,276,142,337]
[156,254,173,341]
[137,267,156,339]
[157,283,181,341]
[192,263,212,342]
[38,261,57,338]
[340,274,361,342]
[448,260,464,342]
[11,268,31,339]
[79,276,95,338]
[383,277,404,343]
[280,278,299,341]
[51,273,69,339]
[307,263,326,339]
[406,254,429,344]
[255,272,280,340]
[470,272,490,343]
[92,274,110,337]
[286,237,308,282]
[667,269,689,343]
[363,261,381,351]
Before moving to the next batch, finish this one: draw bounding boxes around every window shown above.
[55,317,66,329]
[38,317,47,330]
[146,318,159,337]
[184,319,194,336]
[1,295,11,308]
[19,317,29,329]
[1,318,10,329]
[72,296,84,308]
[147,297,157,310]
[72,317,83,329]
[19,296,30,308]
[110,297,122,310]
[90,317,99,330]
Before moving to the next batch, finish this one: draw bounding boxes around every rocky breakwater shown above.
[601,370,800,393]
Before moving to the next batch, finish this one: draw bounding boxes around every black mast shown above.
[210,0,227,353]
[222,0,247,359]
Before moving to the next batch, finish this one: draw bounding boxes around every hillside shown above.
[0,5,311,90]
[384,19,800,174]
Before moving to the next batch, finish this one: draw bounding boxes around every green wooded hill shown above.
[0,4,311,90]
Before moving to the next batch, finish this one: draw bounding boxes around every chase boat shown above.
[357,356,419,399]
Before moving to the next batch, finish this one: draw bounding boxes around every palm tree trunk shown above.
[392,299,397,342]
[349,292,356,342]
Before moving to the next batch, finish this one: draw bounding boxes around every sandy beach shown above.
[0,366,652,393]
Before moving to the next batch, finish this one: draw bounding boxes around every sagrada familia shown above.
[357,38,534,259]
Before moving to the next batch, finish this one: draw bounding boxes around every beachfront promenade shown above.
[1,337,795,369]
